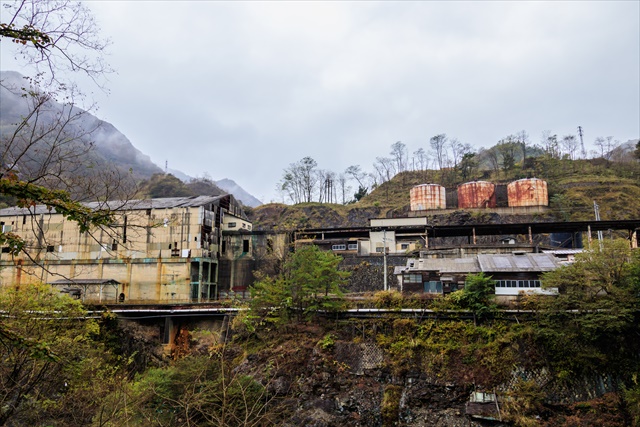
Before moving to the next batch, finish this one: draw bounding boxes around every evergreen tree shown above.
[250,245,348,324]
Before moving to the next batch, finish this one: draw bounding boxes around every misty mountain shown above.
[166,171,262,207]
[1,70,262,206]
[216,178,262,207]
[167,168,193,182]
[608,139,640,162]
[1,70,163,182]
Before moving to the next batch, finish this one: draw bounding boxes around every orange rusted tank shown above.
[457,181,496,209]
[410,184,446,211]
[507,178,548,207]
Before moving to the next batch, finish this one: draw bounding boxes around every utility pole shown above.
[578,126,586,159]
[594,200,603,250]
[383,229,388,291]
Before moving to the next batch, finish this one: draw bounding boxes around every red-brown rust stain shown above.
[457,181,496,208]
[507,179,548,207]
[410,184,446,210]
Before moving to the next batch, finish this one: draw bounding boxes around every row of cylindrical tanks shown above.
[410,178,548,211]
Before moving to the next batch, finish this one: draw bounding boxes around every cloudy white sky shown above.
[3,1,640,203]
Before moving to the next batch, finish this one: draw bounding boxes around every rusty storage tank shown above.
[410,184,446,210]
[457,181,497,209]
[507,178,548,207]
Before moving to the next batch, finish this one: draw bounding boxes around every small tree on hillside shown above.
[450,273,497,325]
[250,245,348,325]
[430,134,448,170]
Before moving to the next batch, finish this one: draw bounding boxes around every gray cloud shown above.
[2,1,637,203]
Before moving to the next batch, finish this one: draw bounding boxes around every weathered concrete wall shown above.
[0,257,209,303]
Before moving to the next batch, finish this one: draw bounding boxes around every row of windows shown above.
[495,280,542,288]
[332,243,358,251]
[425,281,443,293]
[227,222,252,230]
[402,276,542,291]
[404,274,423,283]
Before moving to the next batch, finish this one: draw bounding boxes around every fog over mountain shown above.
[215,179,262,207]
[1,71,262,205]
[0,70,162,180]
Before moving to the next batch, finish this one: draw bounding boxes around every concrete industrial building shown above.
[0,194,249,303]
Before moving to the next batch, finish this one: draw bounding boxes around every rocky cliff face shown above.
[232,323,489,427]
[117,314,631,427]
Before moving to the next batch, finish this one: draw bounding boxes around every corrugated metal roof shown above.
[542,249,584,255]
[397,252,561,276]
[477,253,560,272]
[0,195,228,216]
[401,257,481,274]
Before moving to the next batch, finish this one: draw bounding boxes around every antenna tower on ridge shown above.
[578,126,586,159]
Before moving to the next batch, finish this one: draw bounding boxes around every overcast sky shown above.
[3,1,639,203]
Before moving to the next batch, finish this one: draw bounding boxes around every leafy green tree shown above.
[458,152,478,181]
[353,185,368,201]
[0,284,123,426]
[542,238,639,301]
[103,351,280,427]
[534,239,640,378]
[496,137,519,174]
[250,245,348,324]
[450,272,497,325]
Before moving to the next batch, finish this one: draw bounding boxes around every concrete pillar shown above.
[198,261,203,302]
[163,317,174,345]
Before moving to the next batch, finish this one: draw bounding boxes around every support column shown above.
[230,260,235,295]
[163,317,174,345]
[198,260,203,302]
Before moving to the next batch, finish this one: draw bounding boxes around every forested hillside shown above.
[251,151,640,230]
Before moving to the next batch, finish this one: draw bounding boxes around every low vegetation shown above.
[2,241,639,426]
